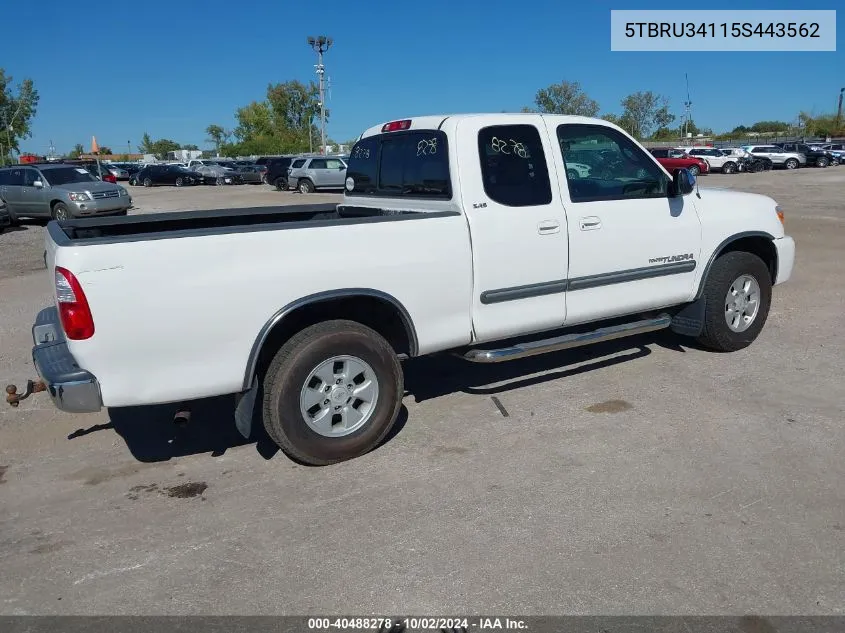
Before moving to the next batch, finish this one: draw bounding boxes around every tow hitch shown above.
[5,381,47,407]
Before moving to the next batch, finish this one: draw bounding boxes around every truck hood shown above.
[695,187,785,238]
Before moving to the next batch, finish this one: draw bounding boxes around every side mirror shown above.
[33,180,43,188]
[671,168,695,197]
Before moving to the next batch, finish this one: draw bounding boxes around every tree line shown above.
[523,80,844,140]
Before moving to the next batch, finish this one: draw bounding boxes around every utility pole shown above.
[307,35,332,155]
[836,87,844,130]
[683,73,693,139]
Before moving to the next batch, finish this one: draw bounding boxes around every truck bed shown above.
[50,203,435,245]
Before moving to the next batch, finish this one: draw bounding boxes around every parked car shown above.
[0,163,131,221]
[21,113,796,466]
[741,145,805,170]
[192,163,242,185]
[264,156,300,190]
[684,147,740,174]
[132,164,201,187]
[0,196,10,232]
[775,143,835,167]
[103,164,130,180]
[648,148,710,177]
[288,156,348,193]
[228,163,264,184]
[819,143,845,161]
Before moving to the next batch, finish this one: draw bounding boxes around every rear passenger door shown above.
[0,167,24,215]
[457,116,570,342]
[306,159,328,188]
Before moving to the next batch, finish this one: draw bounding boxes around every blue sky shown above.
[6,0,842,155]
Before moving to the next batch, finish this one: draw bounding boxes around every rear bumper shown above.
[774,236,795,286]
[31,306,102,413]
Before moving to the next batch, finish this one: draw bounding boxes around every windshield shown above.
[43,167,98,186]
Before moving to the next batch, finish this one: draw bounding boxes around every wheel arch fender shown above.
[241,288,419,392]
[672,231,777,337]
[695,231,777,301]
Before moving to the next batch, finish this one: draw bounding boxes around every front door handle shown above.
[579,216,602,231]
[537,219,560,235]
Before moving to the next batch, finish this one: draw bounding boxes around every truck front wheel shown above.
[696,251,772,352]
[262,319,404,465]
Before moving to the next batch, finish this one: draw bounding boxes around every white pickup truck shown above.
[15,113,795,466]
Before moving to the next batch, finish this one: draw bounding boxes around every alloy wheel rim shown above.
[725,274,761,333]
[299,355,379,438]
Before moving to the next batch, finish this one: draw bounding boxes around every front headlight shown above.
[68,192,91,202]
[118,188,128,196]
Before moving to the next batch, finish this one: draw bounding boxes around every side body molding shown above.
[241,288,419,391]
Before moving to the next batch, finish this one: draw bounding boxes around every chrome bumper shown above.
[31,307,102,413]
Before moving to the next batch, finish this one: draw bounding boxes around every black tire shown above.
[687,164,700,177]
[696,251,772,352]
[298,179,315,194]
[143,177,152,187]
[274,177,288,191]
[51,202,71,221]
[262,319,403,466]
[784,158,799,170]
[566,168,578,180]
[175,177,184,187]
[816,157,829,168]
[722,161,736,174]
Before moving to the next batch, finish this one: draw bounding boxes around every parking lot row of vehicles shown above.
[641,142,842,177]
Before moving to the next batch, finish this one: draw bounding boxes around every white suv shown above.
[741,145,806,169]
[683,147,740,174]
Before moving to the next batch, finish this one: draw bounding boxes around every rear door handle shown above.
[579,216,602,231]
[537,219,560,235]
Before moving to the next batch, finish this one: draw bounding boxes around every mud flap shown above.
[669,298,705,337]
[234,377,259,439]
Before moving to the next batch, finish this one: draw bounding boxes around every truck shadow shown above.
[101,331,684,463]
[403,330,684,402]
[105,396,410,465]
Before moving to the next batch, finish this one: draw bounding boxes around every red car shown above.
[648,148,709,177]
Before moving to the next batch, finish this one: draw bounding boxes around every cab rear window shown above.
[345,130,451,199]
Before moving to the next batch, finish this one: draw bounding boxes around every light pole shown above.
[307,35,332,155]
[836,87,844,130]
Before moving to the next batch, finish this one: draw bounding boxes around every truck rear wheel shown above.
[696,251,772,352]
[262,319,404,465]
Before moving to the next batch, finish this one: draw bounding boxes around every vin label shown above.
[610,10,836,51]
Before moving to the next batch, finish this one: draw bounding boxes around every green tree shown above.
[0,69,39,164]
[67,143,85,159]
[526,80,600,117]
[600,113,622,125]
[619,91,674,139]
[97,146,112,155]
[205,124,231,155]
[138,133,180,159]
[181,143,199,151]
[749,120,790,133]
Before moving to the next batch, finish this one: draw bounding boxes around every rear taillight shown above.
[55,266,95,340]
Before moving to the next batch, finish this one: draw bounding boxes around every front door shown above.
[323,158,346,187]
[553,122,702,325]
[458,116,569,342]
[21,168,48,217]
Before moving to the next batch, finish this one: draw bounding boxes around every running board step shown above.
[461,314,672,363]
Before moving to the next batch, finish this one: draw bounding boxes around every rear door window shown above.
[309,159,327,170]
[346,130,451,199]
[477,124,551,207]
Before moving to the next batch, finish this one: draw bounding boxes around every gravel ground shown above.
[0,170,842,615]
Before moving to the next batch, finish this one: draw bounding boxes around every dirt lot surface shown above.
[0,172,842,615]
